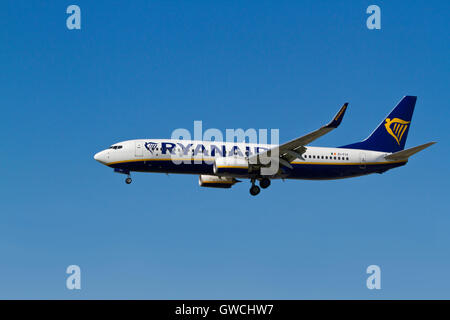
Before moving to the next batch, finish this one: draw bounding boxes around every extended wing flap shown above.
[384,142,436,161]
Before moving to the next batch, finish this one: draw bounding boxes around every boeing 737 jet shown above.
[94,96,435,195]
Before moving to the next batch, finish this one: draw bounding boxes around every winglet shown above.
[326,103,348,128]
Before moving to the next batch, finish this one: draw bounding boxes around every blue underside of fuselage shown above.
[109,160,407,180]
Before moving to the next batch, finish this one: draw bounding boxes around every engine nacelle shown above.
[198,175,239,188]
[213,157,249,176]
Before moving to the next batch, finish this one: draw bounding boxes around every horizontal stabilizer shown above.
[384,142,436,161]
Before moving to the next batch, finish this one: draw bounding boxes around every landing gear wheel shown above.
[125,177,132,184]
[250,185,260,196]
[259,178,271,189]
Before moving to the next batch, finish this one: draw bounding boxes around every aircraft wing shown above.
[249,103,348,168]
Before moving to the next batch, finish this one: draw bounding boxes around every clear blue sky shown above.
[0,1,448,299]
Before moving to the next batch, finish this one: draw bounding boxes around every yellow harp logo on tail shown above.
[384,118,410,145]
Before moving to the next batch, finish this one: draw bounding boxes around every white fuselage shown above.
[94,139,403,180]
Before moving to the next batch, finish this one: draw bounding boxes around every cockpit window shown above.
[109,145,123,150]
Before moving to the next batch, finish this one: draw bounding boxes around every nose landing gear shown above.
[114,168,132,184]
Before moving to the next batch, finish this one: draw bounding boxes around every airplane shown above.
[94,96,435,196]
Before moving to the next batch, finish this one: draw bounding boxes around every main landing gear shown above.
[250,184,260,196]
[259,178,271,189]
[249,178,271,196]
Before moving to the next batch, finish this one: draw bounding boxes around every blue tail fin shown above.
[340,96,416,153]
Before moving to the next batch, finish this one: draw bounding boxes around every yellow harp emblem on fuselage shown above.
[384,118,410,145]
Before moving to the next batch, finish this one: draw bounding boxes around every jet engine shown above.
[198,175,239,188]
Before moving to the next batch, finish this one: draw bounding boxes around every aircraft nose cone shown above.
[94,151,107,164]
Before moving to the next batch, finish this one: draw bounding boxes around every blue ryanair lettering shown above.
[161,142,176,155]
[245,146,253,157]
[211,144,226,157]
[256,147,268,154]
[177,143,193,155]
[194,144,209,156]
[157,142,264,158]
[229,146,243,157]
